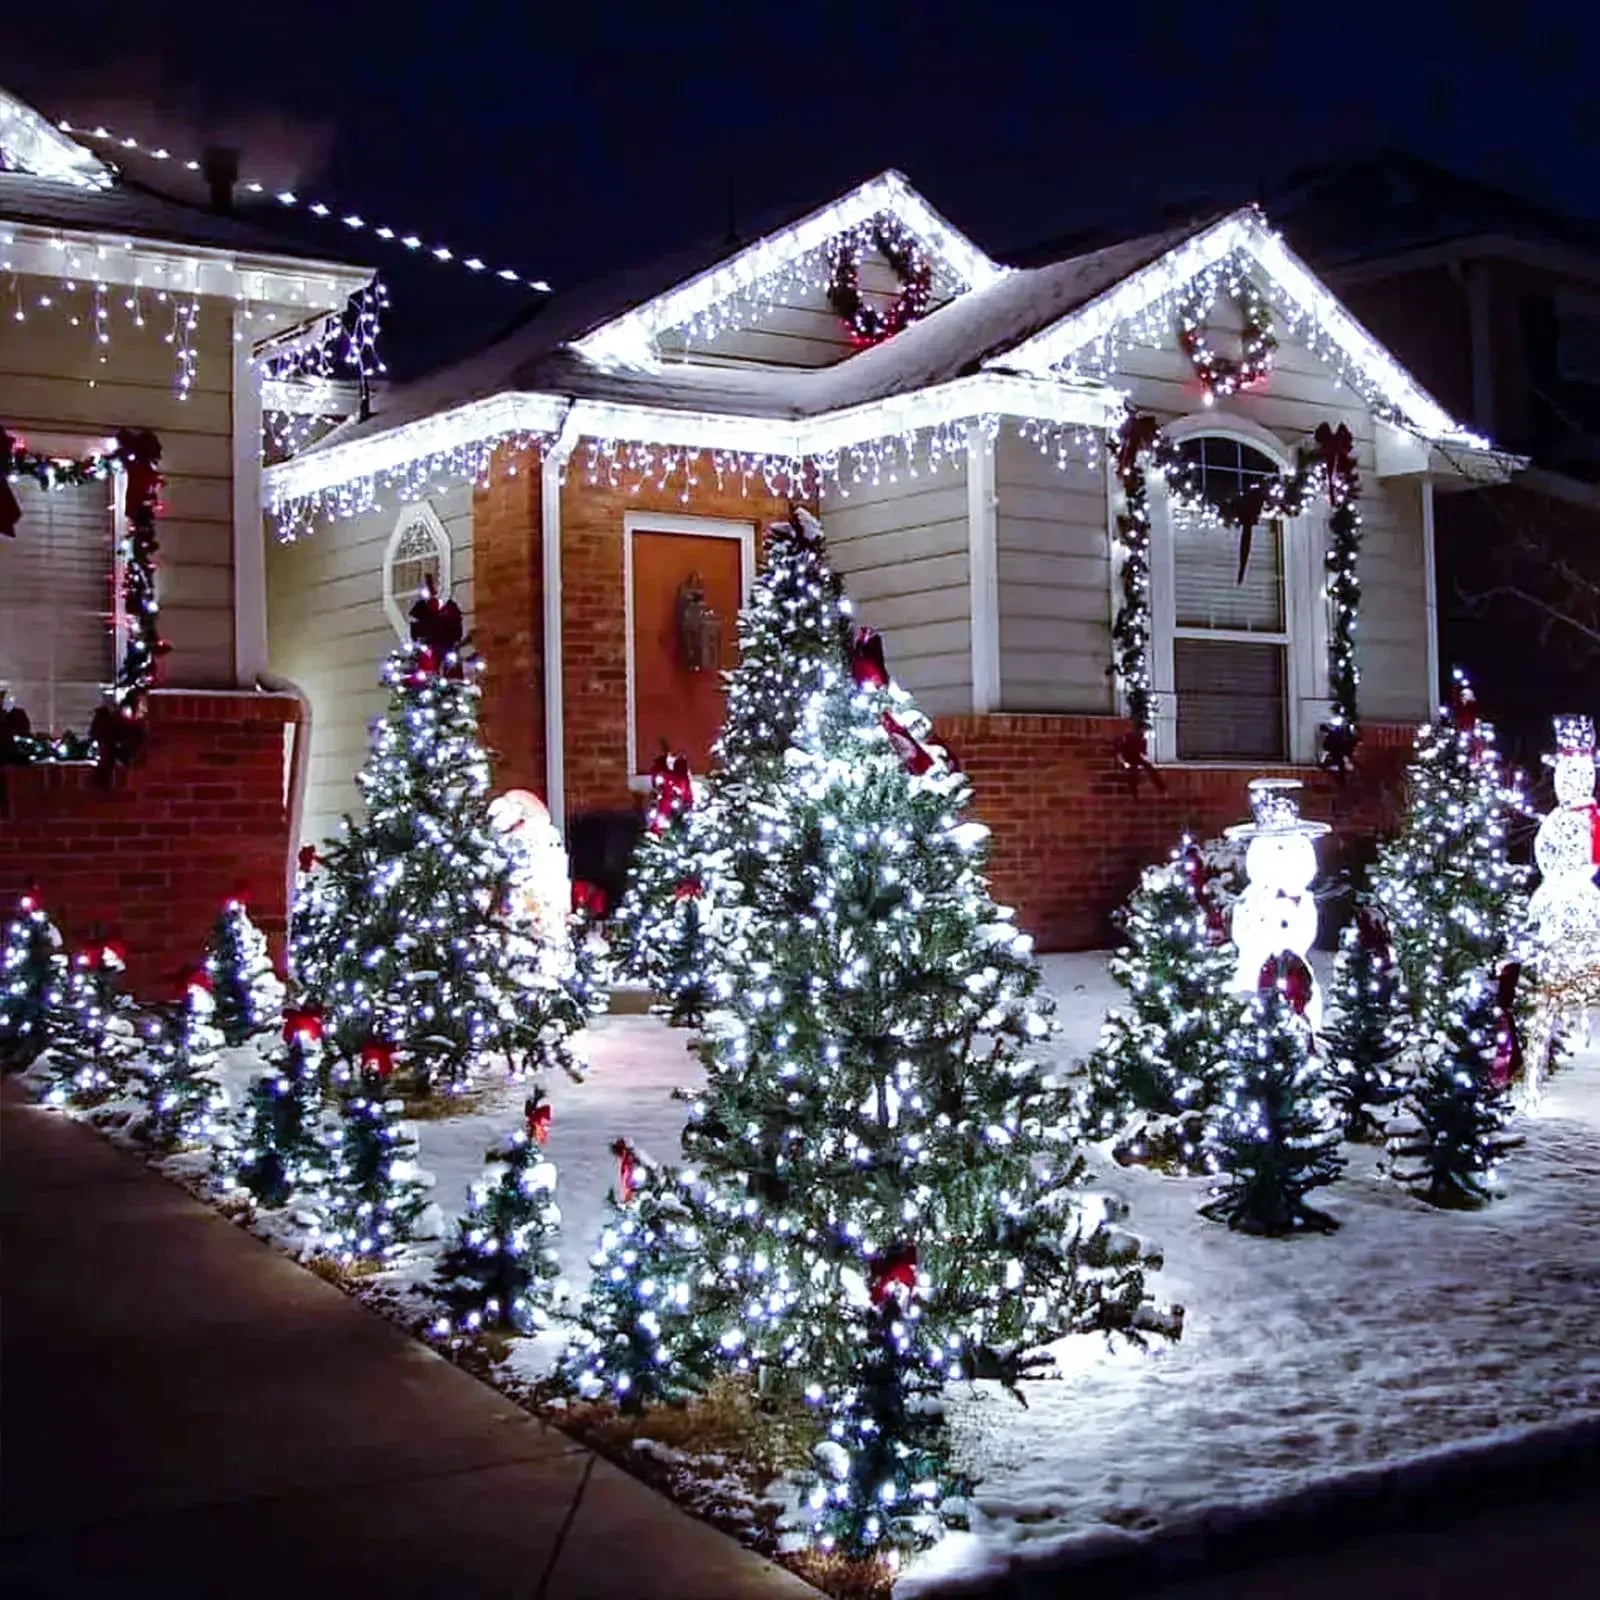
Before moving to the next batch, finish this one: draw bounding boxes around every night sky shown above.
[10,0,1600,373]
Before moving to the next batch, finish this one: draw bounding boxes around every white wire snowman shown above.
[1226,778,1331,1031]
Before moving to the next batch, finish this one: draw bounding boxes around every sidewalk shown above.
[0,1086,815,1599]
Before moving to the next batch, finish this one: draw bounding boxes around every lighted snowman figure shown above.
[1225,778,1331,1030]
[487,789,571,951]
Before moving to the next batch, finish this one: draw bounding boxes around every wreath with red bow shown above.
[1177,272,1277,401]
[825,220,934,347]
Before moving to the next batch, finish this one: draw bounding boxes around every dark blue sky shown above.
[12,0,1600,369]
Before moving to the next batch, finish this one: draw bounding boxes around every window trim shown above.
[1148,416,1330,766]
[382,502,452,640]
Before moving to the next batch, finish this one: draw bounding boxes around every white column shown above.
[965,422,1000,713]
[231,316,268,686]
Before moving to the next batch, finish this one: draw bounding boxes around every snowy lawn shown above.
[31,953,1600,1595]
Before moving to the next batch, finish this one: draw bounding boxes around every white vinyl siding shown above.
[0,477,116,732]
[266,486,474,846]
[820,458,971,715]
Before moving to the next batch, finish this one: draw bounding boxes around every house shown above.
[261,167,1518,949]
[0,88,376,988]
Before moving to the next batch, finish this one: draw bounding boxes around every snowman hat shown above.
[1224,777,1331,841]
[1542,714,1596,766]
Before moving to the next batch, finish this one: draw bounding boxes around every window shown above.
[0,475,117,734]
[1149,429,1326,764]
[382,503,451,639]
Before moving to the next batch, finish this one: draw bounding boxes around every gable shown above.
[0,88,110,190]
[574,169,1006,372]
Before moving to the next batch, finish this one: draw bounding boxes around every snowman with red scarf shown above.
[1530,714,1600,979]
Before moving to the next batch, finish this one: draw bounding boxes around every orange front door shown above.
[630,529,744,776]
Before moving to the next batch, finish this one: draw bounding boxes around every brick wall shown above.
[0,691,297,996]
[933,713,1416,950]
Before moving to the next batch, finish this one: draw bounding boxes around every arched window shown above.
[382,503,451,639]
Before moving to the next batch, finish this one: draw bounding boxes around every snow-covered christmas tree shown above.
[134,972,227,1151]
[1323,908,1406,1142]
[1373,671,1528,1036]
[1203,955,1343,1234]
[315,1039,435,1264]
[45,939,137,1108]
[0,888,66,1072]
[223,1011,329,1209]
[1087,838,1238,1172]
[293,579,558,1092]
[203,894,283,1047]
[1388,969,1517,1208]
[433,1092,561,1337]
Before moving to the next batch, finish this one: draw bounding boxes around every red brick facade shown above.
[0,691,297,995]
[934,714,1415,949]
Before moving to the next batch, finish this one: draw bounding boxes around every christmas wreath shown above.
[1178,272,1277,401]
[826,219,934,347]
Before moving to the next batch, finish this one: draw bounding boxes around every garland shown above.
[1177,267,1277,402]
[1106,412,1363,774]
[825,217,934,347]
[0,427,165,776]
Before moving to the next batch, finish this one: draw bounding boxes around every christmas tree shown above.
[1086,838,1238,1172]
[224,1011,329,1209]
[134,973,227,1151]
[204,894,283,1047]
[680,641,1169,1558]
[1202,957,1344,1234]
[45,940,136,1109]
[0,888,66,1072]
[611,752,715,1027]
[1387,970,1516,1209]
[433,1092,561,1337]
[315,1039,434,1264]
[1372,671,1528,1035]
[561,1141,735,1412]
[292,581,541,1092]
[1323,908,1406,1142]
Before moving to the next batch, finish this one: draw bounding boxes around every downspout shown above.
[255,669,312,964]
[541,405,583,833]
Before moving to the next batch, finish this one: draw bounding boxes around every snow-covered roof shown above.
[0,88,110,189]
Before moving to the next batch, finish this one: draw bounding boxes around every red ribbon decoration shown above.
[673,877,705,902]
[1314,421,1359,503]
[407,575,465,662]
[571,879,609,918]
[188,966,213,994]
[1114,411,1159,476]
[1114,728,1165,797]
[612,1138,638,1204]
[283,1006,323,1044]
[1259,951,1313,1016]
[297,844,319,875]
[525,1096,552,1146]
[881,711,935,776]
[850,627,890,689]
[647,753,695,832]
[0,428,21,538]
[360,1038,397,1080]
[1492,962,1523,1089]
[1180,842,1229,945]
[868,1244,918,1308]
[1232,483,1269,584]
[115,429,163,517]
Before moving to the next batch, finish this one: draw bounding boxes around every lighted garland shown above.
[826,217,934,347]
[1177,268,1277,401]
[0,427,165,772]
[1105,411,1363,768]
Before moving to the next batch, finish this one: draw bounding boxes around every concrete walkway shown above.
[0,1087,814,1599]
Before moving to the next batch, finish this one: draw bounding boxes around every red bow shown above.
[360,1038,397,1080]
[1450,673,1478,733]
[283,1007,323,1044]
[114,428,163,517]
[881,712,935,776]
[525,1096,552,1145]
[1259,951,1313,1016]
[850,627,890,689]
[648,753,694,830]
[868,1244,918,1307]
[673,877,705,902]
[571,879,609,918]
[0,427,20,538]
[1314,421,1359,504]
[407,576,464,660]
[1114,728,1164,797]
[1319,719,1360,785]
[1181,842,1229,944]
[1492,963,1522,1089]
[1114,412,1159,477]
[297,844,318,875]
[612,1138,638,1204]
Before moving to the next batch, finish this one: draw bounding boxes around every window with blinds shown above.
[1170,435,1289,761]
[0,478,116,735]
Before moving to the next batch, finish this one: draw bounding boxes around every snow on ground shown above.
[30,953,1600,1594]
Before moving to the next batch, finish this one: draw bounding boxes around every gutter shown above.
[541,406,583,833]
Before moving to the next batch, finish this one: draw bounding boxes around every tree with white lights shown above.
[1372,672,1528,1037]
[1323,909,1406,1142]
[1388,972,1516,1209]
[1203,959,1343,1234]
[433,1092,561,1337]
[224,1012,329,1209]
[293,582,547,1092]
[46,940,137,1108]
[1086,838,1238,1172]
[676,642,1169,1560]
[0,889,66,1072]
[204,895,283,1047]
[134,973,227,1151]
